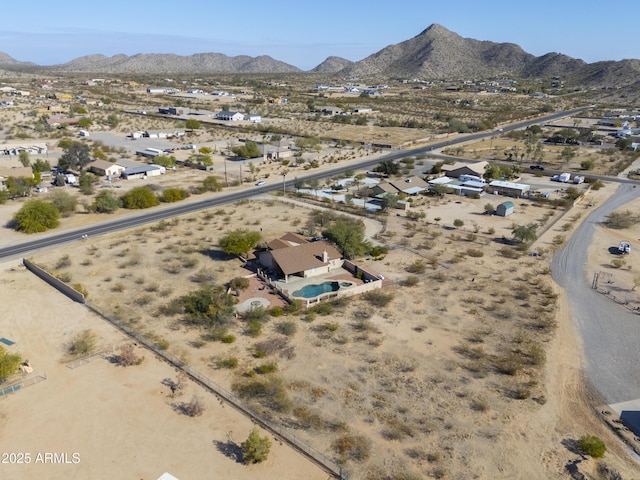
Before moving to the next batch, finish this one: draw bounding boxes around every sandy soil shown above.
[0,263,329,480]
[2,157,640,478]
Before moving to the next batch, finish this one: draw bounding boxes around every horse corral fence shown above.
[83,301,349,480]
[0,373,47,397]
[66,350,108,369]
[22,258,350,478]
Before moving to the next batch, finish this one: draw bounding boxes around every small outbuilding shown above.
[496,201,515,217]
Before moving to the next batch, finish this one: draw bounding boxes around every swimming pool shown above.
[292,280,354,299]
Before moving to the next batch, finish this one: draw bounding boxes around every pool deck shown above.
[275,268,363,297]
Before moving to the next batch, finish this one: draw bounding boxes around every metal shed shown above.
[496,201,515,217]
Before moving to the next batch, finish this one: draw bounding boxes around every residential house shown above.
[87,159,125,178]
[0,167,34,190]
[216,111,245,121]
[0,143,48,156]
[440,161,488,179]
[260,144,293,161]
[488,180,530,198]
[245,114,262,123]
[258,233,343,283]
[121,165,164,179]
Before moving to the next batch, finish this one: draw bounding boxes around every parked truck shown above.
[619,241,631,254]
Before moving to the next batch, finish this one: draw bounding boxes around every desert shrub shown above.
[498,247,520,259]
[276,321,297,336]
[255,362,278,374]
[254,337,294,358]
[302,311,317,322]
[470,396,489,412]
[363,291,394,307]
[182,395,205,417]
[310,302,334,316]
[217,357,238,369]
[155,338,170,350]
[160,187,189,203]
[578,434,606,458]
[493,352,523,375]
[246,319,263,337]
[241,428,272,464]
[611,258,625,269]
[233,376,292,412]
[332,433,371,462]
[189,269,215,283]
[55,254,72,269]
[56,271,72,282]
[381,418,415,440]
[115,344,143,366]
[67,329,97,356]
[269,306,284,317]
[528,344,546,365]
[605,210,637,229]
[120,186,159,209]
[466,248,484,258]
[405,259,426,273]
[404,275,419,287]
[229,276,250,291]
[72,283,89,298]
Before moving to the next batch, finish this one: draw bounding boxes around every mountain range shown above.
[1,24,639,88]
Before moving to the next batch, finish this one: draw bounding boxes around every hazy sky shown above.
[2,0,637,70]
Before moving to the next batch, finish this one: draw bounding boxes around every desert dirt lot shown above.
[2,175,639,479]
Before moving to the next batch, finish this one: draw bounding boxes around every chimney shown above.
[322,249,329,263]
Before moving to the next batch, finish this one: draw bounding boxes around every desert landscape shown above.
[2,172,640,479]
[1,25,640,477]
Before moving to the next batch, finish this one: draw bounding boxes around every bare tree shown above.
[116,344,143,366]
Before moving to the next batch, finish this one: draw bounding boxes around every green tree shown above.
[232,141,261,159]
[180,285,236,327]
[77,117,93,129]
[201,176,222,192]
[241,428,272,464]
[31,159,51,173]
[0,190,8,204]
[0,346,22,382]
[153,155,177,168]
[92,190,120,213]
[323,218,370,259]
[19,150,31,167]
[380,193,399,211]
[106,113,119,128]
[512,223,538,243]
[185,119,201,129]
[560,146,577,164]
[373,160,400,176]
[219,229,261,258]
[120,186,159,209]
[49,190,77,217]
[484,203,495,214]
[13,199,60,233]
[5,177,31,198]
[58,141,91,171]
[578,435,606,458]
[453,219,464,229]
[79,171,97,195]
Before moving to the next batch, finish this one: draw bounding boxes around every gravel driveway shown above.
[552,184,640,407]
